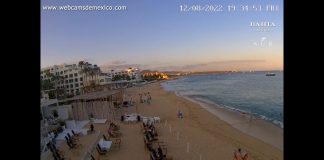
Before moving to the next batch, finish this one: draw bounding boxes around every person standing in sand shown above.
[148,92,152,103]
[233,148,249,160]
[177,110,183,119]
[139,94,143,103]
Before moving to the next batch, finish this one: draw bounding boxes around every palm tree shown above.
[44,70,52,80]
[41,79,53,90]
[51,75,64,99]
[79,62,90,89]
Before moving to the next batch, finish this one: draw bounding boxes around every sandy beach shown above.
[123,82,283,160]
[45,81,283,160]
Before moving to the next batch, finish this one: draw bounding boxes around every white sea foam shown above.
[161,74,284,129]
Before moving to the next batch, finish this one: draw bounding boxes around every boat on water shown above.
[266,73,276,76]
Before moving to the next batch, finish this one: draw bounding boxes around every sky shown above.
[41,0,283,71]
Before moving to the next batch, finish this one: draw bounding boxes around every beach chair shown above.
[72,130,81,137]
[113,138,121,150]
[151,149,162,160]
[52,152,63,160]
[90,154,96,160]
[150,153,156,160]
[146,133,158,142]
[153,117,161,123]
[103,134,109,141]
[144,137,153,151]
[96,144,107,155]
[67,133,79,141]
[64,136,73,144]
[48,142,65,157]
[158,147,167,158]
[109,130,122,138]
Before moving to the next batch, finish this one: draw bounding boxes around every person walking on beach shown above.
[148,92,152,103]
[139,94,143,103]
[146,92,151,104]
[143,93,147,103]
[90,123,94,132]
[177,110,183,119]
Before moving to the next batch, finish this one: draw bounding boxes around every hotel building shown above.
[41,62,99,95]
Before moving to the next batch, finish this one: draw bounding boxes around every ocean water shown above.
[161,71,283,128]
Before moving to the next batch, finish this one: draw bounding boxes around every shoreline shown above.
[126,82,283,159]
[159,81,283,151]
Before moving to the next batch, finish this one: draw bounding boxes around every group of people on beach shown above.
[139,92,152,104]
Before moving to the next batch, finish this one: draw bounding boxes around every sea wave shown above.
[161,76,283,129]
[188,94,283,129]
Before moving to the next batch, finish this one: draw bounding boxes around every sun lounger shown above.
[71,130,81,137]
[93,119,107,124]
[98,138,112,151]
[96,144,107,155]
[153,117,161,123]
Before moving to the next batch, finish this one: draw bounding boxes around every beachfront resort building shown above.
[109,67,142,81]
[41,61,100,95]
[98,67,142,85]
[41,61,144,96]
[142,71,169,80]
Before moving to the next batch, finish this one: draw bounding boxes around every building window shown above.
[66,85,69,88]
[75,84,79,87]
[65,75,68,78]
[60,71,63,75]
[69,79,73,83]
[75,78,78,82]
[69,74,73,78]
[70,84,73,88]
[80,83,83,86]
[65,80,68,84]
[80,77,83,81]
[74,73,78,77]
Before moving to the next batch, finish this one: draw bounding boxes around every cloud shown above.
[99,60,149,72]
[150,60,267,71]
[110,60,126,65]
[98,59,268,72]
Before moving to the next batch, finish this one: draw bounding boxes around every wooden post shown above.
[177,132,179,140]
[187,142,189,153]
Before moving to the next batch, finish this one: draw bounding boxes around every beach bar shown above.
[58,89,124,121]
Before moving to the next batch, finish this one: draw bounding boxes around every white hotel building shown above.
[41,62,99,95]
[41,62,142,95]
